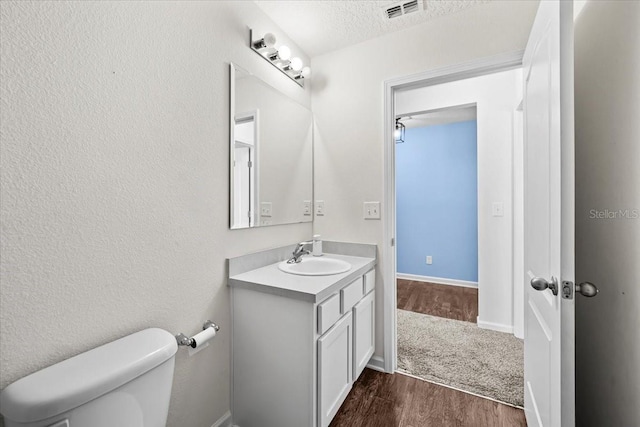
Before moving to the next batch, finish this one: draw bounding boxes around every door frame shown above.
[382,50,525,373]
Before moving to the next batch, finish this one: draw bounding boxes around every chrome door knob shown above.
[576,281,599,297]
[531,276,559,295]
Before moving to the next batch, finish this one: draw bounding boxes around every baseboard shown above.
[477,318,514,334]
[396,273,478,289]
[366,355,386,372]
[211,411,233,427]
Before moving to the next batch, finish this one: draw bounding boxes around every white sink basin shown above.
[278,257,352,276]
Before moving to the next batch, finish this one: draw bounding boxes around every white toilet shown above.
[0,328,178,427]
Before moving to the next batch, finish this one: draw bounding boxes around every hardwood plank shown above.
[396,279,478,323]
[328,374,375,427]
[331,369,526,427]
[398,377,446,426]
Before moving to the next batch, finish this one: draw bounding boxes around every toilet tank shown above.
[0,328,178,427]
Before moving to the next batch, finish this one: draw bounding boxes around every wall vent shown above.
[383,0,424,19]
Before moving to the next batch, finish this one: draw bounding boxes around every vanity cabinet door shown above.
[318,312,352,427]
[353,290,375,381]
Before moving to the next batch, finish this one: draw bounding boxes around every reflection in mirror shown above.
[233,112,258,228]
[230,63,313,229]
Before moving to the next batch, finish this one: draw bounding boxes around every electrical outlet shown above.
[303,200,312,216]
[363,201,381,219]
[426,256,433,265]
[316,200,325,216]
[260,202,272,217]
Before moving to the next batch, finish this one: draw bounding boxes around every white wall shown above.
[574,1,640,425]
[311,0,538,357]
[0,2,312,426]
[395,69,523,333]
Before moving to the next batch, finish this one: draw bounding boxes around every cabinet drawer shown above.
[318,293,341,334]
[364,269,375,294]
[341,277,364,313]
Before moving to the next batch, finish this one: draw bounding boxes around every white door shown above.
[523,1,575,426]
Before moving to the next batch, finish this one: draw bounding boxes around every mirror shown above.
[230,63,313,229]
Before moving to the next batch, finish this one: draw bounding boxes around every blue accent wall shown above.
[396,120,478,282]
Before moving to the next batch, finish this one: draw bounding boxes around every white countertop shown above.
[228,253,376,303]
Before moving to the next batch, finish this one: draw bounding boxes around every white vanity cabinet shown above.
[353,288,375,380]
[353,270,375,381]
[230,265,376,427]
[318,270,375,427]
[318,311,352,427]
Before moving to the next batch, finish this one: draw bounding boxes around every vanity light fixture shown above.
[294,67,311,82]
[252,32,276,50]
[395,118,406,143]
[249,29,310,87]
[290,57,303,71]
[267,45,291,62]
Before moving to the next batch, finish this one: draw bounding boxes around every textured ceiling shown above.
[254,0,490,57]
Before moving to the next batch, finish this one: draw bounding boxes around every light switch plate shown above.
[260,202,272,217]
[363,201,381,219]
[303,200,312,216]
[492,202,504,217]
[316,200,325,216]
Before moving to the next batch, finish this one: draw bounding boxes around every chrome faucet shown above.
[288,241,312,263]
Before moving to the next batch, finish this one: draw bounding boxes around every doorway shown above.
[384,60,526,407]
[395,105,478,294]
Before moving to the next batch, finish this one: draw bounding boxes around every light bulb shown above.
[253,32,277,50]
[394,129,401,139]
[278,45,291,61]
[290,57,303,71]
[263,33,276,48]
[301,66,311,78]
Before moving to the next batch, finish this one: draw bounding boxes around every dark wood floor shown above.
[329,280,525,426]
[330,369,526,427]
[397,279,478,322]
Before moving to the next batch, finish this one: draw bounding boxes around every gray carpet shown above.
[397,309,524,407]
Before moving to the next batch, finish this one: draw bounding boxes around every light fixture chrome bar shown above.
[249,29,305,88]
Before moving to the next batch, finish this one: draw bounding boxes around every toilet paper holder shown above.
[175,320,220,348]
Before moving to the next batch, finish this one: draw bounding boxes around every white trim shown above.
[383,50,525,376]
[383,67,397,374]
[211,410,233,427]
[383,50,524,91]
[477,318,514,334]
[512,106,525,340]
[396,273,478,288]
[366,355,386,373]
